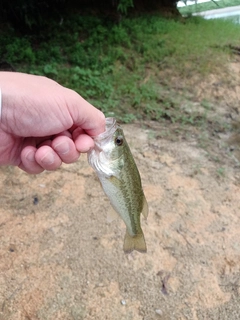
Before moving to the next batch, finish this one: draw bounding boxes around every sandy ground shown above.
[0,62,240,319]
[0,122,239,320]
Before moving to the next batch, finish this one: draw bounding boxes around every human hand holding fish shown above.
[88,117,148,254]
[0,71,105,173]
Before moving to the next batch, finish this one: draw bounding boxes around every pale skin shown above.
[0,72,105,174]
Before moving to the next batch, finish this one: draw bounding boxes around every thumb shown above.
[67,89,106,137]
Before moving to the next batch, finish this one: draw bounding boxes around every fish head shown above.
[88,117,127,176]
[93,117,126,160]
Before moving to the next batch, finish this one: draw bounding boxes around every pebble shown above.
[121,300,126,305]
[155,309,163,316]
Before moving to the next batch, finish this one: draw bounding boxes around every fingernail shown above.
[41,152,55,165]
[54,141,70,155]
[26,151,35,162]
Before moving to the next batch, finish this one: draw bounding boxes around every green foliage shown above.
[117,0,134,14]
[8,41,35,64]
[70,66,113,98]
[1,14,239,125]
[43,64,58,76]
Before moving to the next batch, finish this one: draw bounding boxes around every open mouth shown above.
[93,117,119,143]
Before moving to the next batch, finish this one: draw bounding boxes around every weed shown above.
[216,167,226,178]
[198,132,209,149]
[201,100,212,111]
[4,37,36,64]
[43,64,58,76]
[119,113,136,123]
[147,130,156,140]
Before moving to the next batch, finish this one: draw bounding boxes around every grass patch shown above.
[0,14,239,124]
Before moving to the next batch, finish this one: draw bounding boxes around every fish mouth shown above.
[93,117,119,144]
[88,118,119,174]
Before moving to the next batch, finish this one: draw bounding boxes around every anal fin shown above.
[107,206,119,223]
[142,194,149,219]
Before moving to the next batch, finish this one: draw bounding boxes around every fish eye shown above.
[115,136,123,146]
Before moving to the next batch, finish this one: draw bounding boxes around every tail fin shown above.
[123,229,147,254]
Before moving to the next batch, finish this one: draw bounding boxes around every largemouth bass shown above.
[88,117,148,253]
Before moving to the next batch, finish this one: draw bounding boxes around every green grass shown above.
[1,14,239,123]
[178,0,240,15]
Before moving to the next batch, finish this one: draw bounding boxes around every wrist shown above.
[0,73,20,132]
[0,87,2,120]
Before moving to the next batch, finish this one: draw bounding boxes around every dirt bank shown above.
[0,112,240,320]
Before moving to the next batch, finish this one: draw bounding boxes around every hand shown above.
[0,72,105,174]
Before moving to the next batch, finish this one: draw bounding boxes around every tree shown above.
[0,0,179,31]
[67,0,179,15]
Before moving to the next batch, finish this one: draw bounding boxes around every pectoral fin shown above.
[123,229,147,254]
[109,174,121,186]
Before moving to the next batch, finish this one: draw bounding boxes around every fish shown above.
[88,117,148,253]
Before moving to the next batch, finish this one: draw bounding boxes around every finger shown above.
[36,132,71,149]
[55,130,72,139]
[19,146,44,174]
[37,139,52,148]
[71,127,84,141]
[67,90,106,136]
[73,130,95,153]
[35,145,62,171]
[72,127,95,152]
[52,135,80,164]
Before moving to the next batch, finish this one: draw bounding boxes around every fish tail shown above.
[123,229,147,254]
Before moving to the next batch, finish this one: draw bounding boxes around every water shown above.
[178,1,240,24]
[193,6,240,24]
[203,10,240,22]
[177,0,220,7]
